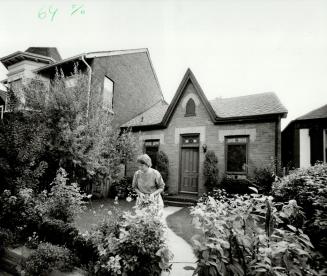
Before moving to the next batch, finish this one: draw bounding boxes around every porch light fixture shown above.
[202,143,207,153]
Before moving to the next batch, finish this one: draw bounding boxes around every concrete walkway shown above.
[163,207,197,276]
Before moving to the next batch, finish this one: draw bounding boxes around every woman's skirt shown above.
[135,193,164,217]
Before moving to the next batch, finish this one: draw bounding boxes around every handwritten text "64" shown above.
[38,5,85,22]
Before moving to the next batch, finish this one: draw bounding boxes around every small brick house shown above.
[282,104,327,168]
[122,69,288,196]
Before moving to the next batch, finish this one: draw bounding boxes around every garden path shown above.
[163,206,197,276]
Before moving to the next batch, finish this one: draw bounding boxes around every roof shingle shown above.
[295,104,327,120]
[122,91,287,128]
[210,92,287,118]
[121,100,168,127]
[25,47,62,61]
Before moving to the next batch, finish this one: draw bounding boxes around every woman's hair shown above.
[137,154,152,167]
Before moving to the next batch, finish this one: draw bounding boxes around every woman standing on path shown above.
[132,154,165,215]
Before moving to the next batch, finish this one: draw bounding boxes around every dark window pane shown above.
[227,144,247,172]
[185,98,196,116]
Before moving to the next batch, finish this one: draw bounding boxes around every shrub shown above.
[203,150,219,190]
[191,194,322,276]
[252,166,276,195]
[156,151,169,186]
[38,219,98,265]
[0,188,41,242]
[24,242,77,276]
[272,162,327,255]
[0,227,14,255]
[88,205,173,275]
[36,168,86,223]
[110,176,136,199]
[219,175,257,194]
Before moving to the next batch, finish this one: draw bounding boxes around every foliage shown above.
[24,242,77,276]
[219,175,257,194]
[272,162,327,255]
[35,168,86,223]
[38,218,98,265]
[0,69,140,194]
[198,188,229,203]
[251,166,276,195]
[0,227,14,255]
[191,193,324,276]
[203,150,219,190]
[0,111,49,193]
[86,205,173,275]
[156,150,169,187]
[110,176,136,199]
[0,188,41,241]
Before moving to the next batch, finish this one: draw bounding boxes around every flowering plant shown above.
[88,203,173,275]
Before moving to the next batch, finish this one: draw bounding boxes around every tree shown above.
[203,150,219,190]
[0,67,140,193]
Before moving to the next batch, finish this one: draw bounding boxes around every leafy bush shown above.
[219,175,257,194]
[0,227,14,255]
[191,194,323,276]
[0,188,41,241]
[156,151,169,186]
[273,162,327,255]
[203,151,219,190]
[110,176,136,199]
[252,166,276,195]
[87,205,173,275]
[39,218,98,265]
[0,71,140,195]
[24,242,77,276]
[36,168,86,223]
[198,188,229,203]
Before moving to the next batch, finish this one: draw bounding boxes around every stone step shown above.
[164,200,195,207]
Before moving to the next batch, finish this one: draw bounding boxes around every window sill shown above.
[184,113,196,117]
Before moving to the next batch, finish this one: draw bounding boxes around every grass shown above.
[74,198,135,232]
[166,207,202,247]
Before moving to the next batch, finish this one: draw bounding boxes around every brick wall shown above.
[127,80,280,195]
[91,52,163,128]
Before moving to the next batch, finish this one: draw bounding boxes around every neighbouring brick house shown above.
[0,47,164,196]
[122,69,288,196]
[0,47,164,128]
[282,104,327,168]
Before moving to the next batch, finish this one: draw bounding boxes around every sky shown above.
[0,0,326,130]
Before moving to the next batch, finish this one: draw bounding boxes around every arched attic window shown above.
[185,98,196,116]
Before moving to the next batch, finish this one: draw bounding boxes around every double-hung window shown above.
[225,136,249,175]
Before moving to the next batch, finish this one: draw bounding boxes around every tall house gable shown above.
[91,51,163,128]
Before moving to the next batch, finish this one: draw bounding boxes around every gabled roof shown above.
[161,68,217,126]
[121,100,169,127]
[35,48,148,73]
[121,68,288,129]
[295,104,327,120]
[25,47,62,61]
[210,92,287,119]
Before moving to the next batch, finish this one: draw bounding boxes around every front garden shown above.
[0,72,326,275]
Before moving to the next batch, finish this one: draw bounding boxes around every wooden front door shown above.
[179,135,199,194]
